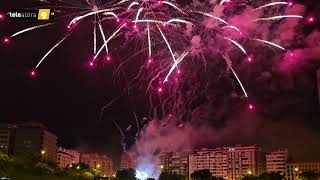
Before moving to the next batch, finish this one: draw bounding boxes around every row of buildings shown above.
[120,146,320,180]
[0,122,113,177]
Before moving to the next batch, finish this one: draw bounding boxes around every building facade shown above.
[266,149,288,174]
[81,153,113,177]
[120,152,137,170]
[189,148,228,179]
[58,147,80,164]
[0,124,14,155]
[13,122,57,162]
[160,152,189,176]
[227,145,265,180]
[189,145,265,180]
[285,162,320,180]
[57,150,75,168]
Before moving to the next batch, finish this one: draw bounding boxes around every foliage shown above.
[242,172,285,180]
[115,168,137,180]
[300,170,320,180]
[159,172,187,180]
[259,172,284,180]
[242,175,258,180]
[190,169,213,180]
[34,162,55,175]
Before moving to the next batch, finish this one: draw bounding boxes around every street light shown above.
[247,170,252,175]
[96,164,101,168]
[41,150,46,155]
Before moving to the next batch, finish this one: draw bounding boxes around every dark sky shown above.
[0,0,320,167]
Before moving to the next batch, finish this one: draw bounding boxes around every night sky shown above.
[1,0,320,168]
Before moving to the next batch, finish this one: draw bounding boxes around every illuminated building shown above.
[80,153,113,177]
[120,152,137,170]
[57,147,80,168]
[227,145,265,180]
[160,152,189,176]
[189,148,228,179]
[285,162,320,180]
[266,149,288,175]
[13,122,57,162]
[0,124,14,155]
[189,145,265,180]
[57,150,75,168]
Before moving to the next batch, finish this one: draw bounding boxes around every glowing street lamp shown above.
[41,150,46,155]
[96,164,101,168]
[76,165,80,170]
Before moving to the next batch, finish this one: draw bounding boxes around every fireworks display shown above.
[2,0,316,179]
[3,0,309,99]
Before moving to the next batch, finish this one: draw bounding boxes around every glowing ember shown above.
[308,17,315,23]
[30,70,37,77]
[2,37,10,44]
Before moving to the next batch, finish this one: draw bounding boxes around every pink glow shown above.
[30,70,37,77]
[0,14,4,20]
[158,87,163,93]
[89,61,94,67]
[123,22,127,26]
[248,104,254,110]
[3,36,10,44]
[308,17,315,23]
[116,18,120,22]
[247,56,252,63]
[133,25,137,29]
[225,0,230,2]
[158,1,161,4]
[106,55,111,61]
[163,23,166,27]
[288,1,293,6]
[177,69,181,74]
[148,58,152,64]
[164,79,168,83]
[290,52,294,57]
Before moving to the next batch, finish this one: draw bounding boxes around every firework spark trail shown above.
[162,1,186,14]
[147,23,152,58]
[103,12,119,19]
[134,8,144,27]
[223,37,248,55]
[128,1,139,10]
[254,15,303,21]
[98,20,109,53]
[252,38,285,50]
[35,33,72,68]
[157,25,176,62]
[167,19,192,25]
[94,17,97,54]
[94,24,126,60]
[112,119,126,152]
[222,54,248,98]
[252,2,289,11]
[164,49,191,82]
[193,11,229,25]
[11,23,54,37]
[69,8,115,25]
[222,25,241,33]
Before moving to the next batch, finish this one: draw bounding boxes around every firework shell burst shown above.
[7,0,306,115]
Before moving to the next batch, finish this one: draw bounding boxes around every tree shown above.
[34,162,54,175]
[191,169,212,180]
[242,175,257,180]
[159,172,186,180]
[259,172,284,180]
[116,168,136,180]
[300,170,320,180]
